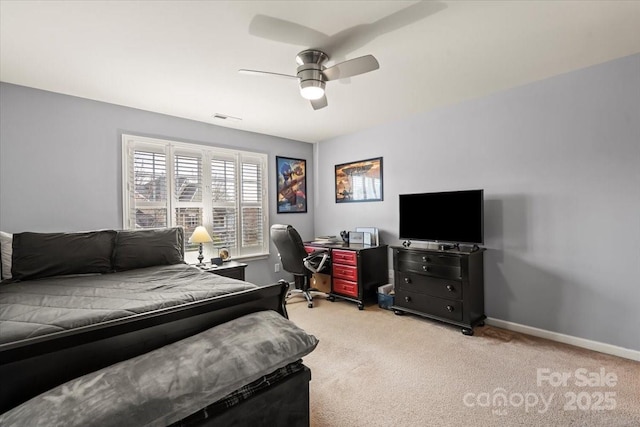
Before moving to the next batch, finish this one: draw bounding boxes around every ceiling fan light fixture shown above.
[240,48,378,109]
[300,86,324,100]
[299,80,325,100]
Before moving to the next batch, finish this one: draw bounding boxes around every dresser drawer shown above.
[332,249,357,266]
[333,278,358,298]
[396,250,461,267]
[396,271,462,300]
[398,260,461,280]
[394,289,463,322]
[333,263,358,281]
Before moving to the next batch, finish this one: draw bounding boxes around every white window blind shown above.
[129,149,168,228]
[122,135,269,259]
[174,153,203,250]
[174,154,202,203]
[211,157,237,250]
[240,160,264,249]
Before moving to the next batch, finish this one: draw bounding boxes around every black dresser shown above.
[391,246,486,335]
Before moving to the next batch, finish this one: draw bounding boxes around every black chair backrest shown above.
[270,224,309,276]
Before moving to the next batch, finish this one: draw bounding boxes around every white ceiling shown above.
[1,1,639,143]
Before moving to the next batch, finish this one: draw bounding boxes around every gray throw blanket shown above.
[0,310,318,427]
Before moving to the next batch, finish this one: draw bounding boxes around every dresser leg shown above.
[462,327,474,336]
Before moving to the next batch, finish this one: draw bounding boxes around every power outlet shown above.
[274,263,280,273]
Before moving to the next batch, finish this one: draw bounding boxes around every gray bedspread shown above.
[0,310,319,427]
[0,264,257,344]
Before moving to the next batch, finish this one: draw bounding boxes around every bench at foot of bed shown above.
[0,310,318,427]
[177,363,311,427]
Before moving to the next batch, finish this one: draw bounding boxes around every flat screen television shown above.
[399,189,484,245]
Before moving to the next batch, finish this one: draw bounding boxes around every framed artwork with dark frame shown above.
[335,157,383,203]
[276,156,307,213]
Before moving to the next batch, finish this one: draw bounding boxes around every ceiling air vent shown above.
[212,113,242,121]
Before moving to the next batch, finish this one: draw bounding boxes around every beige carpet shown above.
[287,297,640,427]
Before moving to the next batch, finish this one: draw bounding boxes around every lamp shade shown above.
[189,226,213,244]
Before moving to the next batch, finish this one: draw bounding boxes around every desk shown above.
[305,242,388,310]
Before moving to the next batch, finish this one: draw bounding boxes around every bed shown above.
[0,227,317,425]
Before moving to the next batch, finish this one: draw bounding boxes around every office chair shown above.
[270,224,330,308]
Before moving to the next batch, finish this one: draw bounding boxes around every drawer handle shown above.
[405,296,412,303]
[446,285,454,292]
[422,265,430,272]
[446,305,454,312]
[404,277,411,284]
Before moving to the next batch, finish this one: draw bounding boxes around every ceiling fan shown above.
[239,49,379,110]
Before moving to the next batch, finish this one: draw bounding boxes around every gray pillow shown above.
[0,231,13,281]
[113,227,184,271]
[11,230,117,281]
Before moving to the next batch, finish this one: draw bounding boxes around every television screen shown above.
[399,190,484,244]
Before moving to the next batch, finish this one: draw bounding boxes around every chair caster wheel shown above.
[307,303,313,308]
[357,303,364,311]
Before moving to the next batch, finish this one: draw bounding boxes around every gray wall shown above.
[2,54,639,351]
[314,54,640,351]
[0,83,314,285]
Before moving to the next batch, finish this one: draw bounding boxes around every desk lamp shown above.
[189,226,213,266]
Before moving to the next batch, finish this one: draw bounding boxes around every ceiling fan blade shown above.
[238,69,298,80]
[323,55,379,81]
[249,15,328,47]
[311,96,328,110]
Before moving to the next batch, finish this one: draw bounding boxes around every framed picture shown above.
[276,156,307,213]
[335,157,383,203]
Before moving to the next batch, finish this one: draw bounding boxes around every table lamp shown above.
[189,226,213,266]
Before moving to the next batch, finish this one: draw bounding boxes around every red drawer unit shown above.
[331,249,357,266]
[330,248,359,302]
[333,278,358,298]
[332,264,358,281]
[302,243,387,310]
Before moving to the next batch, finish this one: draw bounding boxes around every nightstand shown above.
[196,261,248,281]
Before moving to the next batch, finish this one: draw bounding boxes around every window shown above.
[122,134,269,258]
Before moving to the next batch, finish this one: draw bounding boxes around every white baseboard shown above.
[485,317,640,362]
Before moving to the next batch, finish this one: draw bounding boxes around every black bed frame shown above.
[0,281,303,419]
